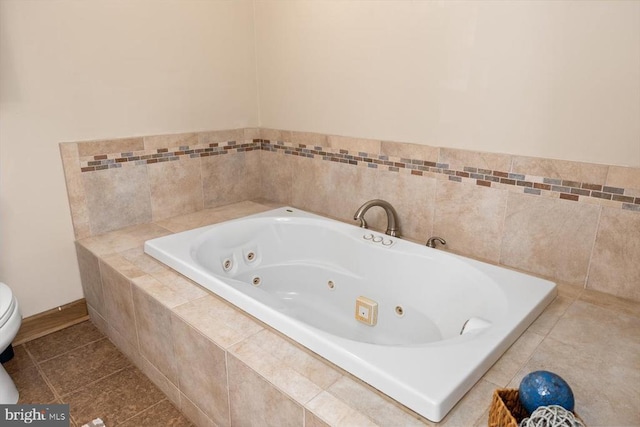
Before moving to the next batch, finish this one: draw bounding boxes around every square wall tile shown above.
[500,193,600,285]
[76,242,104,316]
[82,166,152,235]
[100,255,143,345]
[434,180,507,263]
[228,354,304,427]
[147,157,204,221]
[171,314,230,427]
[291,156,377,224]
[369,168,436,242]
[587,207,640,301]
[132,286,178,385]
[259,150,293,205]
[201,151,261,208]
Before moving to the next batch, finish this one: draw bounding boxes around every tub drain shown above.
[252,276,261,286]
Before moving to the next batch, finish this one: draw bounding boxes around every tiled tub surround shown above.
[74,202,640,426]
[61,128,640,302]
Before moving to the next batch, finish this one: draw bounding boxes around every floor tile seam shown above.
[576,293,640,320]
[22,345,65,402]
[114,397,171,426]
[30,336,110,364]
[58,365,132,400]
[498,332,548,391]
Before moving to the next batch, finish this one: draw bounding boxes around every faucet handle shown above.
[426,236,446,248]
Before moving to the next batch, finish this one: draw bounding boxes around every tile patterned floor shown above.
[4,321,193,427]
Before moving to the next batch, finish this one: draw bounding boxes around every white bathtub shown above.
[144,207,556,422]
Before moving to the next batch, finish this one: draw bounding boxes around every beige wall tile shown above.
[79,223,171,257]
[439,148,512,172]
[306,392,379,427]
[328,135,381,154]
[60,143,91,239]
[291,157,377,224]
[155,201,272,233]
[171,314,230,427]
[179,393,216,427]
[326,376,428,426]
[87,305,109,337]
[77,137,144,158]
[587,207,640,301]
[245,329,341,391]
[434,180,508,263]
[500,193,600,285]
[511,156,609,184]
[368,170,436,242]
[132,286,178,385]
[82,166,152,235]
[201,151,261,208]
[138,356,181,407]
[105,322,142,369]
[304,410,331,427]
[606,165,640,190]
[173,295,263,349]
[147,158,204,221]
[229,338,323,404]
[144,133,198,151]
[380,140,439,163]
[133,273,207,309]
[100,256,142,345]
[76,243,105,317]
[228,354,304,427]
[259,150,293,205]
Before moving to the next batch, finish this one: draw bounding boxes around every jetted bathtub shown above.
[144,207,556,422]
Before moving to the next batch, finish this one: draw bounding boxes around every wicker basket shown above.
[488,389,529,427]
[488,388,584,427]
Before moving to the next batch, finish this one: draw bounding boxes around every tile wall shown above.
[61,128,640,302]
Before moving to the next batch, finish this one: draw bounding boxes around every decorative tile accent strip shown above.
[77,134,640,213]
[79,140,260,171]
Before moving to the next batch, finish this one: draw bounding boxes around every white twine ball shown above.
[519,405,585,427]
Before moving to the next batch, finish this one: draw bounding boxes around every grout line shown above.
[116,398,170,426]
[583,204,604,291]
[31,335,109,364]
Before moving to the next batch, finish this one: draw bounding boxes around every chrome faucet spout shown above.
[353,199,400,237]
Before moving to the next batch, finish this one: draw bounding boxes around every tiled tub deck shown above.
[75,201,640,427]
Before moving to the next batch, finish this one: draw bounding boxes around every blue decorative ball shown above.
[519,370,575,414]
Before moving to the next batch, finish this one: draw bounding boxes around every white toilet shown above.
[0,282,21,403]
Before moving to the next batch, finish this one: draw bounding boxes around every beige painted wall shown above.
[0,0,258,316]
[255,0,640,168]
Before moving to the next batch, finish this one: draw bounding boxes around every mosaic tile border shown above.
[258,139,640,212]
[77,137,640,213]
[79,140,260,172]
